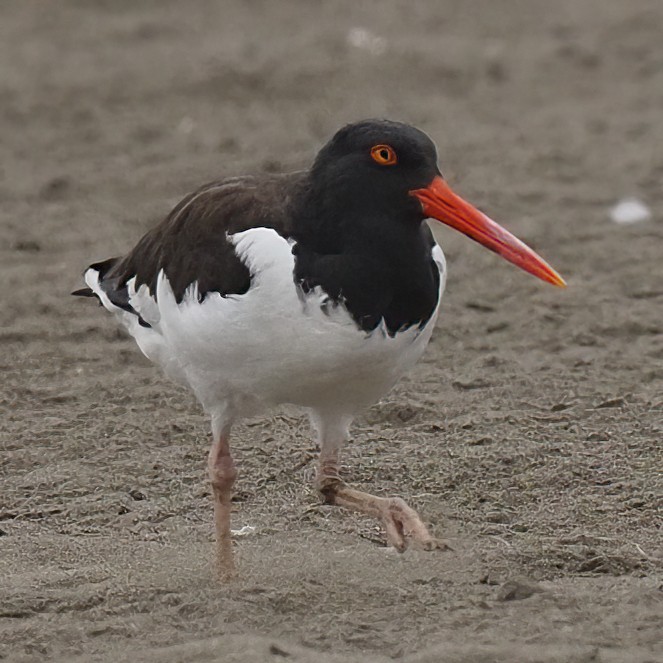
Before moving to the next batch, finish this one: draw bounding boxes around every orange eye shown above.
[370,144,398,166]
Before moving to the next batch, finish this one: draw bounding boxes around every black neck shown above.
[290,180,440,335]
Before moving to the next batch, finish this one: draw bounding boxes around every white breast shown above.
[88,228,446,424]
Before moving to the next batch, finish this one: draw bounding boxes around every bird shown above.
[73,119,565,580]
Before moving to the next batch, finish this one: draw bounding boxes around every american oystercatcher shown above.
[74,119,565,579]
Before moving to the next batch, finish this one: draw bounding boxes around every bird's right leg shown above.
[208,419,237,581]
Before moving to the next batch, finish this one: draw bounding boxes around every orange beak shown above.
[410,176,566,288]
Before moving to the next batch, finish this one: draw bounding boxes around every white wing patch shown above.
[432,243,447,299]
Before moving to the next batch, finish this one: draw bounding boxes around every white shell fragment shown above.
[177,116,196,135]
[609,197,652,225]
[347,28,387,55]
[231,525,256,537]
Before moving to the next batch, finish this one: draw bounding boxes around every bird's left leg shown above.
[311,412,445,552]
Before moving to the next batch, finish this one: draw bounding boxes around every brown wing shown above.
[83,172,308,310]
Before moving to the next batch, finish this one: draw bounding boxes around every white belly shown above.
[90,228,446,423]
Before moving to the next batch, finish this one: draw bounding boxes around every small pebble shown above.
[497,577,543,601]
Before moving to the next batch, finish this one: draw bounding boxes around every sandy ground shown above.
[1,1,662,661]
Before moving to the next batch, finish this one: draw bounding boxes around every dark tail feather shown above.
[72,287,95,297]
[72,261,151,328]
[72,257,120,298]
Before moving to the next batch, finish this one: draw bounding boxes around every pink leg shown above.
[207,431,237,581]
[313,412,448,552]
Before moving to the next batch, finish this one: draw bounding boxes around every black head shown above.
[309,119,441,222]
[302,118,566,288]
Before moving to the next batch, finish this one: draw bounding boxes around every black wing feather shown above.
[74,172,308,322]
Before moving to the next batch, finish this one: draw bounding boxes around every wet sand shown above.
[1,1,661,661]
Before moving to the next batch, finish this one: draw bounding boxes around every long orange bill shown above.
[410,176,566,287]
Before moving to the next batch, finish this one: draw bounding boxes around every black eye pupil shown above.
[380,150,389,160]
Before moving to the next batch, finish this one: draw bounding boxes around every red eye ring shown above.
[370,144,398,166]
